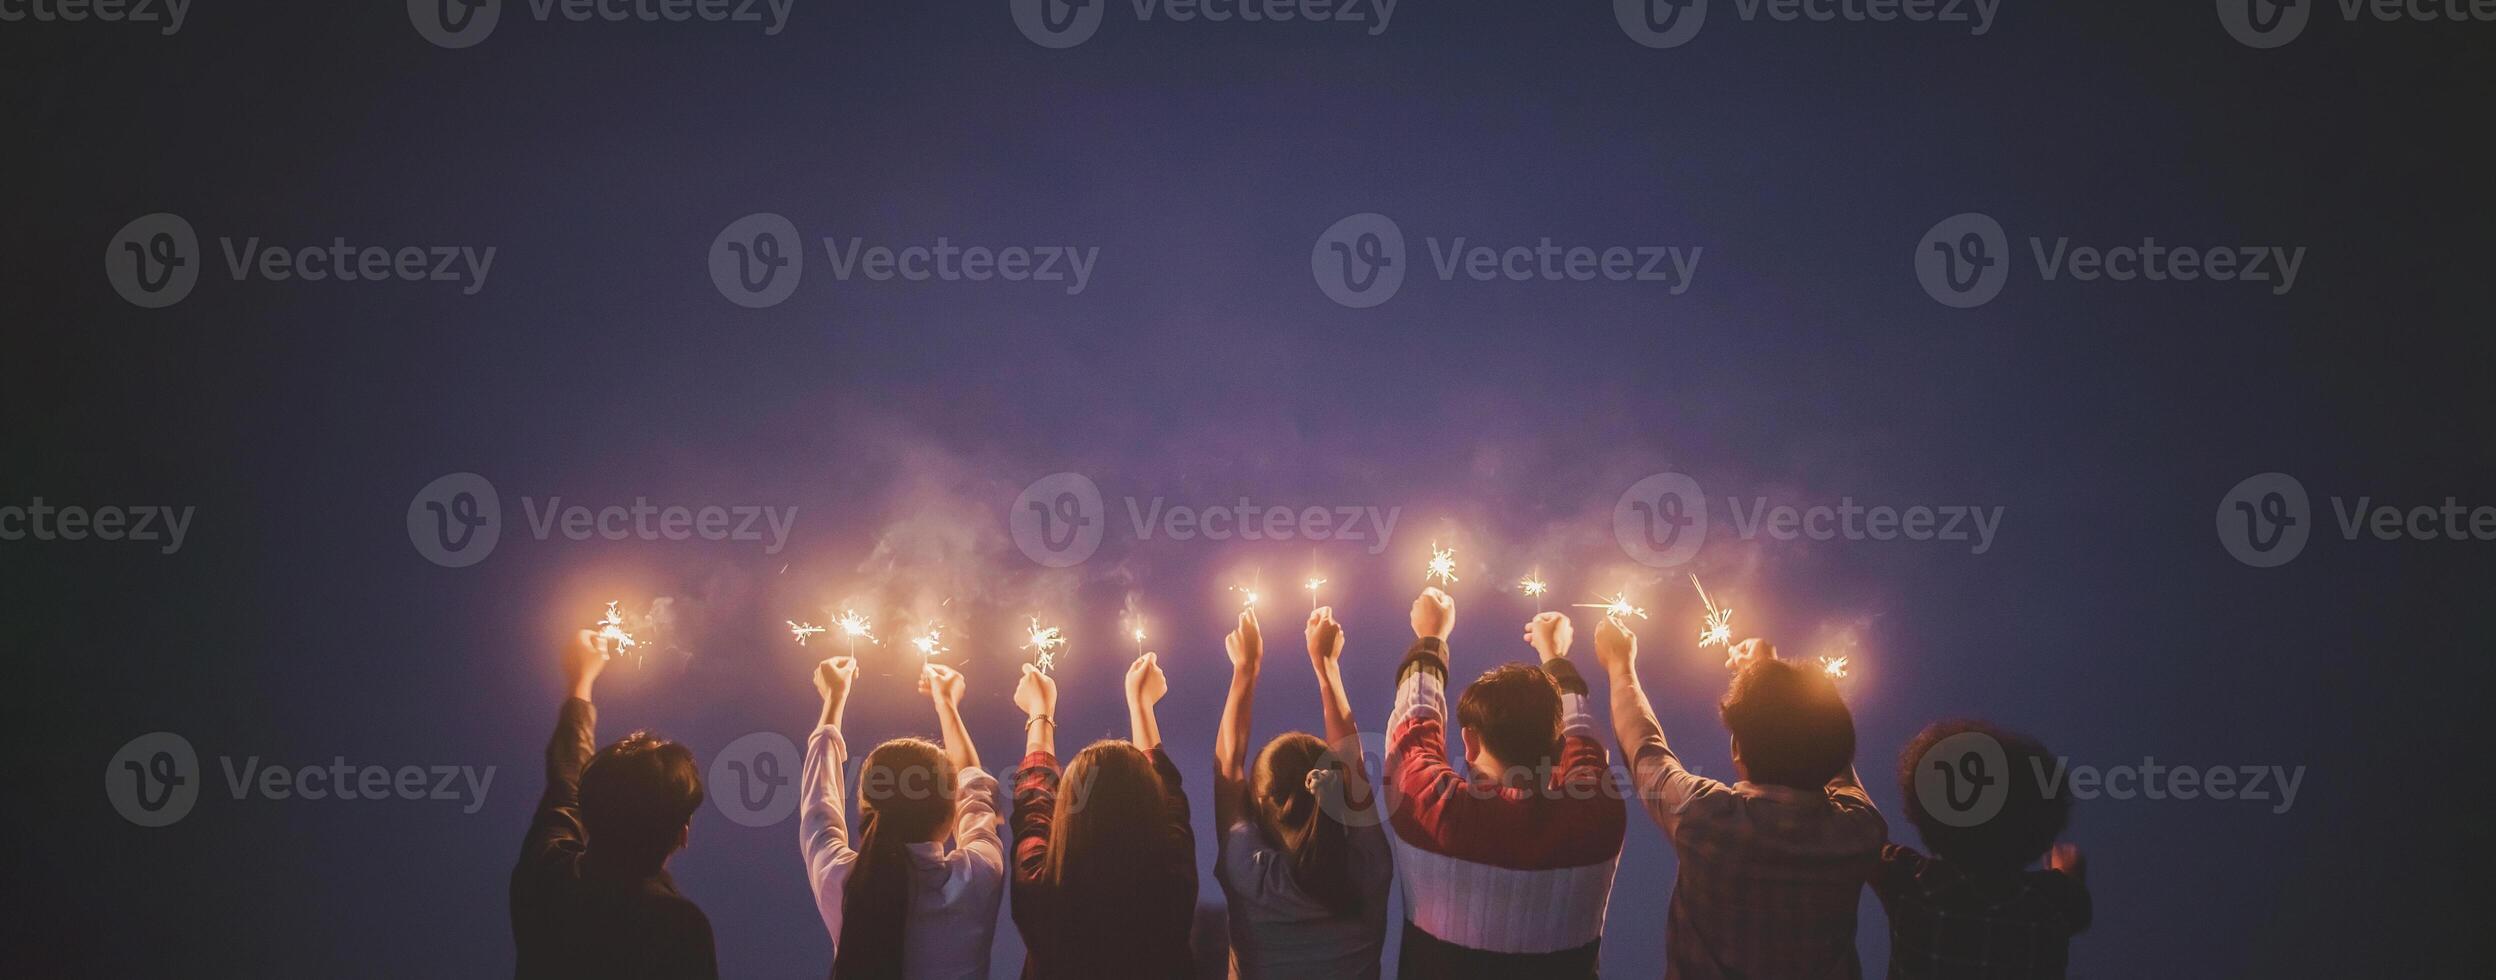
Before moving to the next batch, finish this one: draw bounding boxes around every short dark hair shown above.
[578,731,704,870]
[1456,662,1563,768]
[1718,658,1855,789]
[1899,720,2069,870]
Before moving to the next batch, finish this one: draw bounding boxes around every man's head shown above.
[1719,657,1855,790]
[1899,720,2069,870]
[578,731,704,872]
[1456,662,1563,777]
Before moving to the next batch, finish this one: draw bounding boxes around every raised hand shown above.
[563,629,609,702]
[1593,615,1637,676]
[919,663,966,707]
[1126,651,1168,708]
[1523,612,1574,662]
[1306,606,1344,665]
[815,656,859,705]
[1410,586,1455,641]
[1226,609,1263,671]
[1014,663,1059,719]
[1727,637,1776,670]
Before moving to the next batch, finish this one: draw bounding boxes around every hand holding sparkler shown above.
[919,662,980,773]
[1226,609,1263,671]
[562,629,609,703]
[814,656,859,728]
[1125,651,1168,749]
[1410,586,1455,642]
[1522,611,1574,664]
[1592,615,1638,678]
[1015,663,1059,756]
[1725,637,1775,671]
[919,663,966,708]
[1306,606,1344,667]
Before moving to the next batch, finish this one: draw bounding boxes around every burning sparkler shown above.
[1690,574,1734,652]
[594,600,639,663]
[787,620,827,646]
[1232,584,1260,609]
[909,626,948,665]
[1819,656,1850,680]
[1424,542,1459,586]
[1573,586,1648,623]
[1305,577,1327,612]
[835,609,877,658]
[1023,618,1067,675]
[1518,573,1548,612]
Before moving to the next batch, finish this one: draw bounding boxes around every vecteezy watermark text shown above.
[1009,473,1402,567]
[0,498,194,554]
[1,0,188,33]
[406,472,798,568]
[2216,472,2496,567]
[107,732,496,827]
[1613,472,2004,566]
[708,212,1100,308]
[105,213,497,308]
[1313,212,1702,309]
[1914,212,2305,308]
[1012,0,1399,49]
[2219,0,2496,49]
[1616,0,2000,50]
[410,0,799,49]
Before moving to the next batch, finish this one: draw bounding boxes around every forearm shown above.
[1128,699,1162,749]
[1607,665,1667,759]
[934,702,979,773]
[1214,664,1257,779]
[820,696,846,730]
[1024,714,1056,757]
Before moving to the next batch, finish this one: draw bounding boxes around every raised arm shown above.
[1305,606,1373,807]
[801,657,861,941]
[919,664,979,773]
[1214,610,1263,832]
[1525,611,1609,790]
[1010,665,1060,886]
[1594,618,1725,836]
[1126,651,1168,750]
[518,630,609,868]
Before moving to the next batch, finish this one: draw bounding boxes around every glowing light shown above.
[1305,577,1327,611]
[1819,656,1850,680]
[909,626,948,663]
[1519,574,1548,612]
[594,601,639,662]
[1690,574,1734,652]
[1425,542,1459,586]
[787,620,827,646]
[1232,585,1260,608]
[1572,586,1648,622]
[1023,618,1067,675]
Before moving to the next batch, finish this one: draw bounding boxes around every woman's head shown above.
[1042,740,1168,891]
[834,738,956,980]
[1251,732,1363,917]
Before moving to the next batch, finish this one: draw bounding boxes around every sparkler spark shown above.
[909,627,948,663]
[1572,587,1648,623]
[1232,585,1260,608]
[1305,577,1326,611]
[1819,656,1850,680]
[1424,542,1460,586]
[1519,574,1548,611]
[594,601,639,662]
[1022,618,1067,675]
[1690,574,1734,651]
[787,620,827,646]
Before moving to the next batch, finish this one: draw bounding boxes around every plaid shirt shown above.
[1626,737,1886,980]
[1870,845,2090,980]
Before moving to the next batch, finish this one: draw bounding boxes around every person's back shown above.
[1594,629,1883,980]
[1384,591,1625,979]
[513,630,717,980]
[1874,721,2090,980]
[1212,608,1395,980]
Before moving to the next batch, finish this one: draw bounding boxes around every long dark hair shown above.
[1041,741,1169,894]
[1253,732,1362,917]
[834,738,955,980]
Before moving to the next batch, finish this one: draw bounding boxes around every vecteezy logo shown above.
[1011,472,1105,568]
[2218,0,2310,48]
[1913,729,2009,828]
[2216,472,2310,568]
[104,213,200,309]
[1915,212,2011,309]
[1615,472,1709,567]
[710,731,801,827]
[1012,0,1104,48]
[709,212,805,309]
[407,472,503,568]
[1312,213,1407,309]
[1616,0,1709,48]
[107,732,200,828]
[409,0,502,48]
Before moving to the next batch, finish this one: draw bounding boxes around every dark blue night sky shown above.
[8,2,2492,977]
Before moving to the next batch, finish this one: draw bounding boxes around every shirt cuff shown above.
[1540,657,1590,697]
[1397,636,1449,684]
[1559,691,1595,738]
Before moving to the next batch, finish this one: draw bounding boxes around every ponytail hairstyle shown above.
[834,738,956,980]
[1252,732,1362,917]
